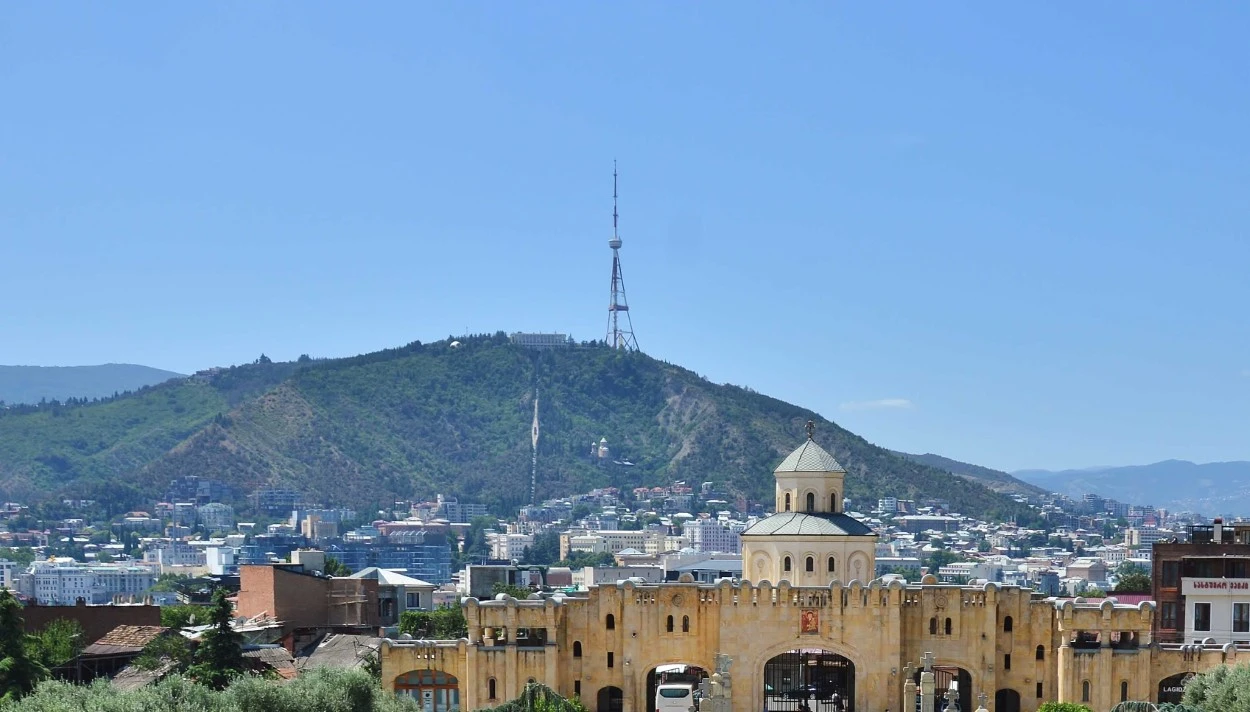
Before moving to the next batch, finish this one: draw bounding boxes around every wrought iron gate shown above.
[763,650,855,712]
[911,667,971,712]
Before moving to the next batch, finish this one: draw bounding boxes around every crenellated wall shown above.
[379,580,1241,712]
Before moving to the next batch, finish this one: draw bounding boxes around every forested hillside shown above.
[0,334,1036,522]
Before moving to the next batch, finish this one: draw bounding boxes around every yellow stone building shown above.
[382,434,1248,712]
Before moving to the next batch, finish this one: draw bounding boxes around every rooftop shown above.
[740,512,874,537]
[775,439,845,474]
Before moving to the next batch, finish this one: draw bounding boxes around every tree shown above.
[1114,571,1152,594]
[521,531,560,566]
[492,582,533,599]
[1182,662,1250,712]
[398,606,467,639]
[324,556,353,576]
[1037,704,1093,712]
[478,682,588,712]
[0,590,48,702]
[185,587,246,689]
[25,618,84,670]
[159,604,204,630]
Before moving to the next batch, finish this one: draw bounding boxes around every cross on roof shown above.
[805,420,815,440]
[920,652,936,671]
[902,662,913,679]
[978,692,988,708]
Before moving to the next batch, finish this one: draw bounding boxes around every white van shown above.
[655,683,696,712]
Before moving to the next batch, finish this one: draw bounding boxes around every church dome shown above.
[774,438,845,473]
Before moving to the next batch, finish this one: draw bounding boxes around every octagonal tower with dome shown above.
[740,421,877,584]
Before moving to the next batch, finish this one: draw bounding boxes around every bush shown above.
[1038,704,1093,712]
[1182,662,1250,712]
[0,668,420,712]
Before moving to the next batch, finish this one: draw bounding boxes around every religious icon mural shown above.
[800,608,819,634]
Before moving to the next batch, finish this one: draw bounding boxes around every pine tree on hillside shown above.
[0,590,48,702]
[186,587,246,689]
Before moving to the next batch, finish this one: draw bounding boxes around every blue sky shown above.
[2,3,1247,472]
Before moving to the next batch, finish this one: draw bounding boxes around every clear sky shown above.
[2,3,1248,472]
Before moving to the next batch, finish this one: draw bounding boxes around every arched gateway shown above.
[764,650,855,712]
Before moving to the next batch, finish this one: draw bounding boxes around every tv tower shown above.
[606,161,639,351]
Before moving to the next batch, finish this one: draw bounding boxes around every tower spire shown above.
[606,161,638,351]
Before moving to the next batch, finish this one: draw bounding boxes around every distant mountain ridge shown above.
[0,364,185,405]
[893,451,1047,498]
[1015,460,1250,516]
[0,334,1038,524]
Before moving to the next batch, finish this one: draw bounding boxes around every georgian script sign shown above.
[1183,578,1250,594]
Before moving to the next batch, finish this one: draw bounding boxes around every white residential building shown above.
[489,533,535,562]
[1183,577,1250,645]
[18,559,157,605]
[685,518,742,554]
[0,559,16,589]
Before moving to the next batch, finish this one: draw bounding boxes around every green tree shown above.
[185,587,246,689]
[159,604,205,629]
[149,573,192,593]
[1114,571,1152,594]
[324,556,352,576]
[478,681,588,712]
[0,548,35,568]
[1037,704,1093,712]
[0,590,48,702]
[521,531,560,566]
[1182,662,1250,712]
[25,618,84,669]
[398,606,467,639]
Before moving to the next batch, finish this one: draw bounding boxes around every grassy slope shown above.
[0,336,1036,521]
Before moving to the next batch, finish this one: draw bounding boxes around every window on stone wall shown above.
[828,557,835,574]
[784,557,792,572]
[930,617,937,635]
[1081,680,1090,702]
[806,493,815,512]
[1160,602,1178,629]
[608,652,614,668]
[606,614,615,630]
[1035,645,1044,661]
[489,678,497,699]
[805,557,814,572]
[666,615,674,633]
[785,494,791,511]
[1004,654,1011,670]
[1036,683,1043,699]
[574,681,581,697]
[945,618,952,635]
[1121,681,1128,702]
[830,493,838,511]
[1162,561,1180,587]
[1004,615,1013,632]
[573,641,582,657]
[682,616,690,633]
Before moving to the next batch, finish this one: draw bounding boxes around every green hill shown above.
[892,451,1047,498]
[0,364,185,405]
[0,335,1037,523]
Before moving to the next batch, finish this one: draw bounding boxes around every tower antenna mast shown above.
[606,161,639,351]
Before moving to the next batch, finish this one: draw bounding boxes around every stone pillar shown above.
[920,672,935,712]
[904,678,917,712]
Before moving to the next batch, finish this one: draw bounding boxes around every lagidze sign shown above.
[1183,578,1250,594]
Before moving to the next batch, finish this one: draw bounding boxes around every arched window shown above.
[945,618,952,635]
[1004,615,1013,632]
[573,641,582,657]
[1081,680,1090,702]
[806,493,815,512]
[666,615,674,632]
[784,493,791,511]
[606,614,615,630]
[783,556,792,572]
[805,557,815,572]
[1035,645,1044,661]
[930,617,937,635]
[830,493,838,511]
[827,557,836,573]
[489,678,497,699]
[1121,680,1129,702]
[682,615,690,633]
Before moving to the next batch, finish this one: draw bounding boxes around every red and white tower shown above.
[606,162,639,351]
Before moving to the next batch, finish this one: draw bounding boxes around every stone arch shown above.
[606,613,615,630]
[783,555,793,574]
[596,685,623,712]
[995,688,1021,712]
[394,670,460,712]
[682,615,690,633]
[573,641,583,657]
[635,657,715,712]
[805,556,815,573]
[848,551,869,582]
[830,492,838,512]
[827,555,836,575]
[805,491,816,512]
[750,639,863,709]
[1004,615,1013,632]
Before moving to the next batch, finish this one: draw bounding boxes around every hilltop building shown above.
[381,427,1249,712]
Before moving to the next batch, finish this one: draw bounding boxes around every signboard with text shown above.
[1182,578,1250,595]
